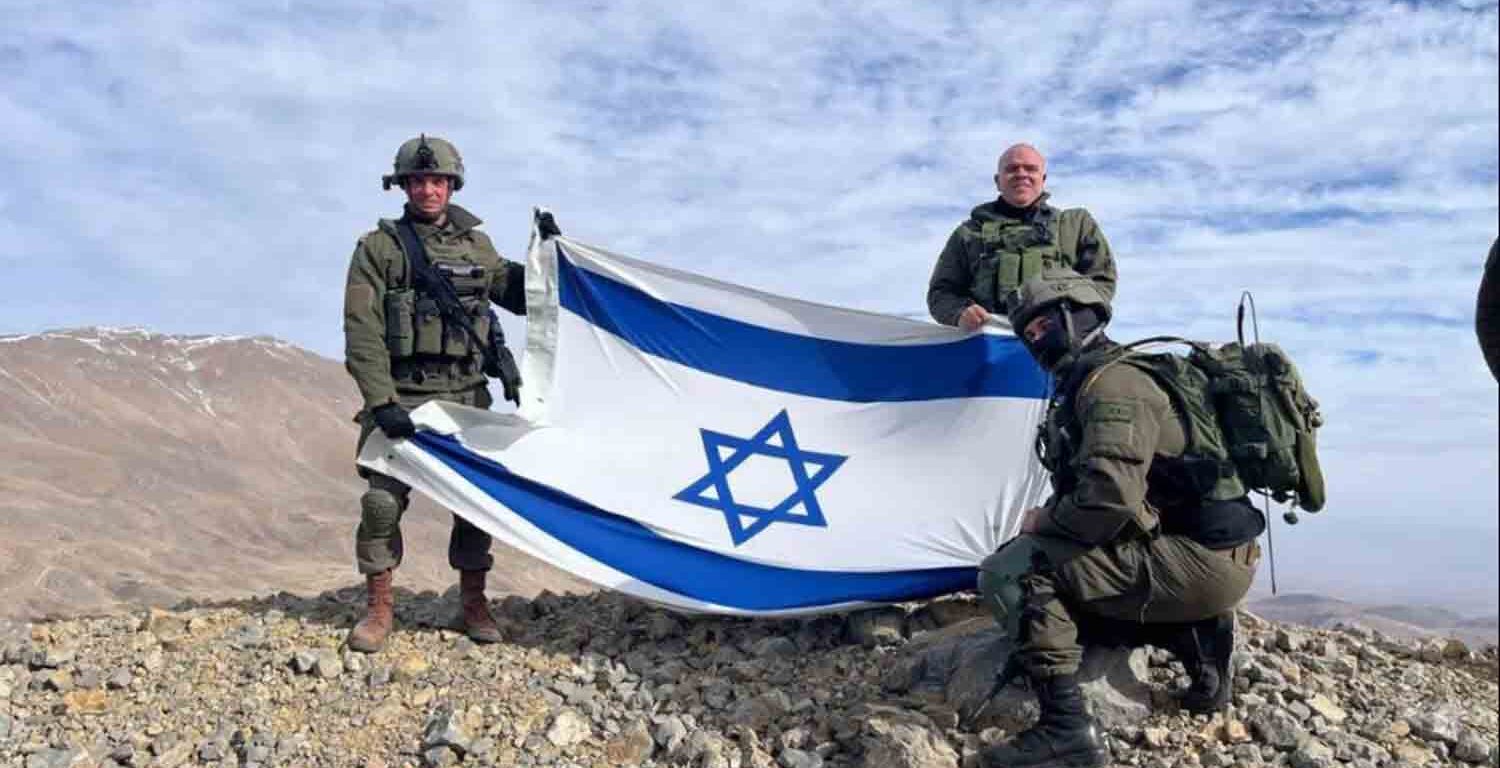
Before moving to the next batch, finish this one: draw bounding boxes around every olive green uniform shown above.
[343,203,525,575]
[927,193,1116,325]
[1477,237,1500,382]
[984,354,1260,678]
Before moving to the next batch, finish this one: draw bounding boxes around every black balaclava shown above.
[1023,302,1106,372]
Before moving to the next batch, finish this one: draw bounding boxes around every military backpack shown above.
[1088,335,1327,513]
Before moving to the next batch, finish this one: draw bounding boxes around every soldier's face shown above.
[403,174,452,220]
[1021,310,1070,370]
[1023,314,1056,345]
[995,147,1047,208]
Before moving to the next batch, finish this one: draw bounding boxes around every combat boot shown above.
[458,570,503,644]
[979,674,1107,768]
[1175,612,1237,714]
[347,569,395,653]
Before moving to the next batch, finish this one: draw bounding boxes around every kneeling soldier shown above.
[977,270,1264,768]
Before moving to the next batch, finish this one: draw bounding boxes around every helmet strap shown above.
[1079,324,1105,348]
[1054,300,1108,373]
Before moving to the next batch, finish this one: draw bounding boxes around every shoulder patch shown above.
[1080,397,1144,462]
[1089,399,1135,423]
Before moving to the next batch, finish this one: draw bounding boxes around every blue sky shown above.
[4,0,1497,613]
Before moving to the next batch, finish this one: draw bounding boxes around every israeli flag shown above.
[358,216,1051,616]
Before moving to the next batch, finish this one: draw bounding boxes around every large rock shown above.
[883,617,1152,732]
[603,719,654,766]
[727,690,792,730]
[1289,739,1336,768]
[23,748,88,768]
[1453,729,1492,764]
[422,706,471,756]
[1250,707,1308,750]
[847,608,907,648]
[857,706,958,768]
[544,709,590,747]
[652,715,689,755]
[1405,706,1463,745]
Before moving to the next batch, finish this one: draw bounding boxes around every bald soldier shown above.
[974,271,1263,768]
[928,144,1116,330]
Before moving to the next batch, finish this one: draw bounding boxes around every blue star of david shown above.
[674,410,848,546]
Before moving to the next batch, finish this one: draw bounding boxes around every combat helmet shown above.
[1007,269,1112,371]
[382,134,465,191]
[1006,269,1112,332]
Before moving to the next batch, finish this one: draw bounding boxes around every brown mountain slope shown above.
[0,327,582,620]
[1249,593,1498,647]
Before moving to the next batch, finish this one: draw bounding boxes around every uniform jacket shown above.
[927,193,1116,326]
[343,204,525,410]
[1034,353,1185,547]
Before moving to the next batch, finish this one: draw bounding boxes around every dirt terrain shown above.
[0,327,581,621]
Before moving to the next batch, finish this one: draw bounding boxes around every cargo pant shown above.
[354,385,494,575]
[1002,532,1260,678]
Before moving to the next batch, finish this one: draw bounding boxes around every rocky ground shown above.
[0,587,1495,768]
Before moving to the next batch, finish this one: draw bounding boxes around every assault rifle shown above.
[394,219,523,405]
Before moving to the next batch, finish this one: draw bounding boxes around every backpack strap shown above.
[1081,339,1244,502]
[1074,337,1193,399]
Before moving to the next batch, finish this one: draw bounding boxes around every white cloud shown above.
[3,0,1496,611]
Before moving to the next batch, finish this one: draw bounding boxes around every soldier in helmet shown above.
[342,135,552,652]
[974,270,1264,768]
[928,144,1116,331]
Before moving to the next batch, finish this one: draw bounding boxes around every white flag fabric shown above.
[358,223,1052,616]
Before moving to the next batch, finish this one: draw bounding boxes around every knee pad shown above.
[978,536,1049,639]
[360,489,404,538]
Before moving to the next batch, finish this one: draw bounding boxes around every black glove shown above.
[493,347,523,406]
[371,403,416,439]
[536,211,562,239]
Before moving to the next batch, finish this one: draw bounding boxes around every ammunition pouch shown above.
[390,357,479,386]
[389,219,523,405]
[384,261,496,364]
[974,208,1074,310]
[383,289,417,357]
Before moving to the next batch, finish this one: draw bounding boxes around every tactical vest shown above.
[1041,335,1330,517]
[1035,347,1244,520]
[971,207,1087,313]
[378,223,494,379]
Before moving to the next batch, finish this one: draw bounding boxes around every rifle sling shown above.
[394,218,496,369]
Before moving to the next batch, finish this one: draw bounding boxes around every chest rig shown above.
[973,206,1081,314]
[380,224,494,379]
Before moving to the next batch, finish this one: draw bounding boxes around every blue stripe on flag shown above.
[557,247,1049,402]
[414,432,977,611]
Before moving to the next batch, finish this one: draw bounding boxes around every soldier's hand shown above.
[958,304,991,331]
[371,403,416,440]
[1018,506,1044,534]
[502,379,522,406]
[536,211,562,239]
